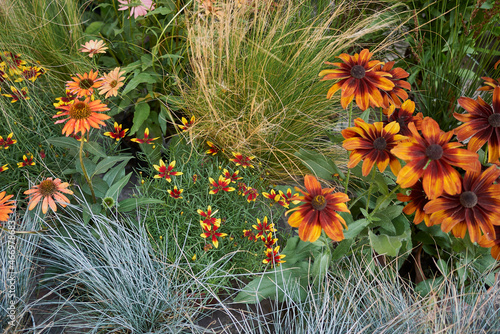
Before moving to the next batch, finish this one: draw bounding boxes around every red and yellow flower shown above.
[383,100,423,137]
[252,216,277,239]
[53,90,77,108]
[167,186,183,199]
[153,159,182,182]
[455,86,500,163]
[479,225,500,260]
[2,86,29,103]
[104,122,129,141]
[66,70,103,97]
[230,152,254,168]
[243,186,259,202]
[16,66,44,82]
[197,205,219,226]
[319,49,394,110]
[261,231,278,248]
[200,222,227,248]
[397,180,432,226]
[391,117,480,200]
[53,97,110,136]
[0,132,17,149]
[0,164,8,172]
[24,177,73,214]
[130,128,159,145]
[262,246,286,267]
[178,116,195,131]
[209,175,235,194]
[342,119,406,177]
[0,191,15,221]
[286,175,350,242]
[17,153,35,168]
[263,189,284,206]
[374,61,411,108]
[222,168,242,183]
[243,229,257,241]
[206,141,223,155]
[424,165,500,243]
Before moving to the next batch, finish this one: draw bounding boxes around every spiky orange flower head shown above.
[424,165,500,243]
[455,87,500,163]
[391,117,480,200]
[53,97,110,136]
[373,61,411,108]
[24,177,73,214]
[287,175,350,242]
[79,40,108,58]
[342,119,406,177]
[0,191,15,221]
[319,49,394,110]
[479,225,500,260]
[397,180,432,226]
[98,67,126,98]
[66,70,103,97]
[383,100,423,137]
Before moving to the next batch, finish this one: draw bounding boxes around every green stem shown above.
[483,145,488,165]
[79,138,96,203]
[370,184,401,218]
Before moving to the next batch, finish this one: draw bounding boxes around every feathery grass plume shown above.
[180,0,406,181]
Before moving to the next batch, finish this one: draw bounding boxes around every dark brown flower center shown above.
[79,78,94,90]
[38,179,56,196]
[426,144,443,160]
[311,195,327,210]
[69,101,92,120]
[110,80,118,88]
[488,113,500,127]
[350,65,366,79]
[373,137,387,151]
[460,191,478,208]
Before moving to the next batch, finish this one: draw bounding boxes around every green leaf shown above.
[129,103,151,135]
[117,198,164,212]
[105,172,132,200]
[92,156,132,177]
[281,236,322,265]
[85,21,104,35]
[294,148,345,180]
[331,239,353,260]
[83,141,107,158]
[75,157,96,178]
[415,277,445,297]
[145,6,174,16]
[369,231,402,257]
[122,72,159,95]
[344,218,369,239]
[103,160,128,187]
[46,136,80,151]
[141,54,153,71]
[311,251,331,279]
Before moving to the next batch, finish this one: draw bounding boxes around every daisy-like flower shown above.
[222,168,242,183]
[279,188,301,207]
[391,117,481,200]
[478,77,500,92]
[0,132,17,149]
[243,229,257,241]
[396,180,432,226]
[209,175,235,194]
[318,49,394,110]
[79,40,108,58]
[206,141,223,155]
[424,165,500,243]
[200,223,227,248]
[261,231,278,248]
[104,122,129,141]
[192,174,198,184]
[479,225,500,260]
[2,86,29,103]
[66,70,103,97]
[262,246,286,267]
[17,153,35,168]
[263,189,284,206]
[15,66,44,82]
[237,182,247,193]
[342,119,406,177]
[24,177,73,214]
[153,159,182,182]
[230,152,255,168]
[53,97,110,136]
[0,52,26,75]
[455,86,500,163]
[167,186,183,199]
[118,0,155,19]
[53,89,77,108]
[130,128,159,144]
[286,175,350,242]
[98,67,126,98]
[383,100,424,137]
[0,191,15,221]
[0,164,8,172]
[178,116,195,131]
[197,205,219,226]
[252,216,276,240]
[243,186,258,202]
[374,61,411,108]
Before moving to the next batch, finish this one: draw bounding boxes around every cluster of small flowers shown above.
[243,216,285,267]
[0,51,45,103]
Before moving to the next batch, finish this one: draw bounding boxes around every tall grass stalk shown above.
[181,0,407,181]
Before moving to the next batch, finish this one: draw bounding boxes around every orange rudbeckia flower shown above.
[319,49,394,110]
[374,61,411,108]
[391,117,480,200]
[397,180,431,226]
[53,97,110,136]
[455,86,500,163]
[383,100,423,137]
[286,175,350,242]
[424,165,500,243]
[66,70,103,97]
[342,118,406,176]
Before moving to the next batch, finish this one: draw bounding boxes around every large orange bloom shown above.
[479,225,500,260]
[53,97,110,136]
[383,100,423,137]
[391,117,480,200]
[455,86,500,163]
[342,118,406,176]
[319,49,394,110]
[424,165,500,243]
[286,175,350,242]
[66,70,103,97]
[397,180,432,226]
[0,191,15,221]
[24,177,73,214]
[375,61,411,108]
